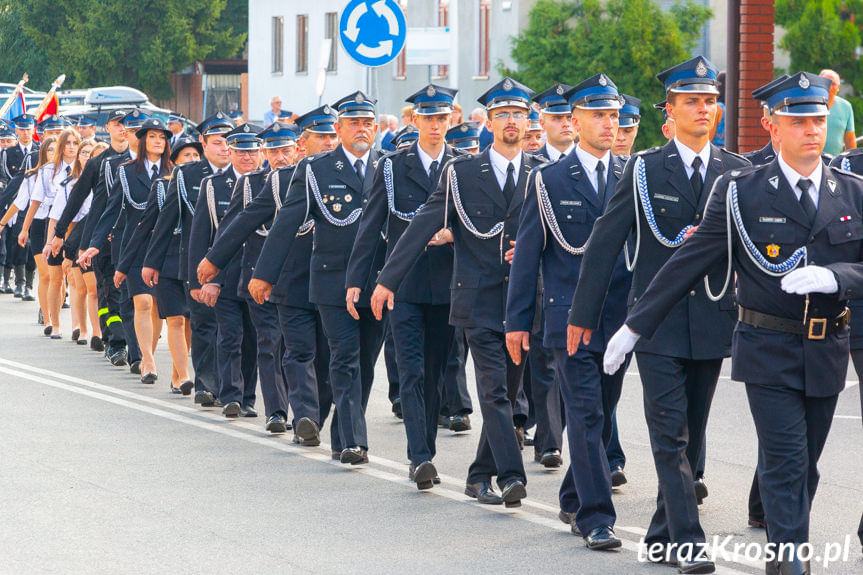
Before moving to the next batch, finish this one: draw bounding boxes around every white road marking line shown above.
[0,357,758,574]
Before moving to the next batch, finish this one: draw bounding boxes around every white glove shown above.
[603,325,640,375]
[780,265,838,295]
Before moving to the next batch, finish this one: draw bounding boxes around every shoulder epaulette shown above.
[829,164,863,182]
[726,163,766,178]
[720,148,748,162]
[635,146,663,158]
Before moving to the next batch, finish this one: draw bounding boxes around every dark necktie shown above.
[150,164,159,181]
[503,162,515,204]
[797,178,817,225]
[215,168,224,176]
[595,160,606,205]
[690,156,703,198]
[429,160,439,184]
[65,165,71,176]
[354,159,364,182]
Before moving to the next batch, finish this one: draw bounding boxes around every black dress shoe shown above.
[294,417,321,446]
[584,526,622,550]
[43,325,52,336]
[775,558,810,575]
[392,399,403,420]
[693,478,708,504]
[747,516,766,529]
[77,338,87,345]
[677,559,715,574]
[129,361,142,375]
[71,328,80,342]
[140,372,158,385]
[50,333,62,340]
[500,479,527,508]
[90,336,104,352]
[411,461,437,490]
[464,481,502,505]
[241,406,257,417]
[266,413,287,434]
[438,414,451,429]
[170,384,183,394]
[108,348,128,366]
[331,450,341,460]
[514,426,524,450]
[611,466,628,487]
[340,446,368,465]
[194,390,216,406]
[450,413,471,432]
[222,401,242,418]
[179,380,194,396]
[558,509,575,525]
[523,430,534,447]
[540,449,563,468]
[22,289,35,301]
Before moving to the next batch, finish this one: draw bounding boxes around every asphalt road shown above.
[0,293,861,574]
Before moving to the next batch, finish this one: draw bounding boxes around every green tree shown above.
[775,0,862,91]
[0,0,55,88]
[502,0,711,149]
[0,0,245,98]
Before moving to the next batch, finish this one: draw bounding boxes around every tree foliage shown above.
[775,0,863,91]
[0,0,246,99]
[503,0,711,149]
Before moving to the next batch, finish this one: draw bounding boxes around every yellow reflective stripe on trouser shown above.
[105,315,122,326]
[98,307,109,317]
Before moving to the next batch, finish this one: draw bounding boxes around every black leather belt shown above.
[738,306,850,340]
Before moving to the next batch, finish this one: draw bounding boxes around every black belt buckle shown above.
[807,318,827,340]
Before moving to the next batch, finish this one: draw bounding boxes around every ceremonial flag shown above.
[2,90,26,121]
[36,92,58,123]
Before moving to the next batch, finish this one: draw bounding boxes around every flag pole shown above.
[0,73,29,120]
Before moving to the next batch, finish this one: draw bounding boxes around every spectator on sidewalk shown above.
[820,69,856,156]
[264,96,283,126]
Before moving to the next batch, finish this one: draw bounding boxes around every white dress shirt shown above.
[778,152,822,208]
[341,146,371,179]
[673,137,710,180]
[417,143,445,177]
[488,146,522,191]
[546,142,575,162]
[574,144,611,194]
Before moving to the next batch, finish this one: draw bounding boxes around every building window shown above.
[436,0,449,79]
[325,12,338,72]
[477,0,491,77]
[393,0,408,79]
[296,14,309,74]
[272,17,284,74]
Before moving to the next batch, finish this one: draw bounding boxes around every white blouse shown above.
[30,162,73,220]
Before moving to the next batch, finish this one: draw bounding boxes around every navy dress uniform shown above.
[117,137,202,325]
[208,122,300,432]
[622,72,863,573]
[146,113,236,405]
[347,84,460,487]
[507,75,630,545]
[828,146,863,551]
[252,92,387,464]
[376,78,542,506]
[568,57,750,556]
[187,123,259,418]
[207,110,335,446]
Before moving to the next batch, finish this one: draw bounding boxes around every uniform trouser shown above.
[384,325,400,404]
[440,328,472,416]
[214,296,258,407]
[275,304,334,433]
[528,333,562,454]
[2,220,28,268]
[636,352,721,546]
[853,349,863,546]
[746,382,838,545]
[317,304,386,450]
[247,299,287,418]
[119,289,142,364]
[606,410,627,470]
[390,302,453,466]
[0,227,7,267]
[94,253,126,349]
[184,283,219,395]
[553,348,618,535]
[464,326,527,488]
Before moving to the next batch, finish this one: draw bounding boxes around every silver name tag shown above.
[653,194,678,202]
[560,200,582,206]
[329,184,347,189]
[759,217,786,223]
